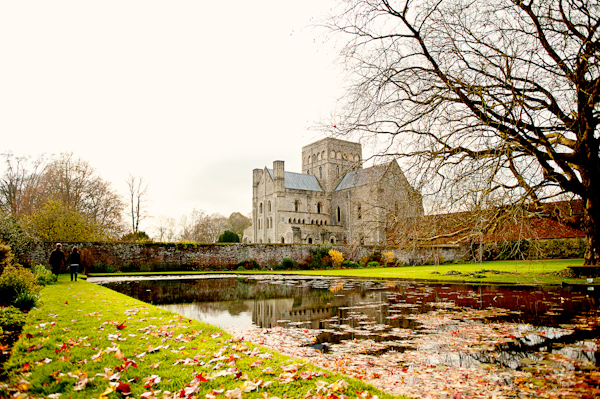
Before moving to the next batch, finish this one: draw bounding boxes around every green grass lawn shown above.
[1,275,395,399]
[89,259,589,285]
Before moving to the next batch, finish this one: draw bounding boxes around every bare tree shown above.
[153,215,177,242]
[178,209,228,243]
[329,0,600,264]
[0,153,47,216]
[126,174,149,234]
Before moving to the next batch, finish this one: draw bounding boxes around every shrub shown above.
[31,264,57,285]
[328,249,344,267]
[281,258,295,270]
[382,251,395,266]
[13,291,39,311]
[367,261,381,268]
[91,261,116,273]
[342,260,361,268]
[236,260,260,270]
[0,306,27,331]
[0,264,40,307]
[121,231,153,243]
[217,231,240,243]
[140,264,152,272]
[0,242,14,274]
[309,244,333,269]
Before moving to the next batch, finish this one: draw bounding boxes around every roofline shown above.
[301,137,360,150]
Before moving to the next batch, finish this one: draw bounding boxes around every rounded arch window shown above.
[319,166,322,179]
[294,200,300,212]
[330,237,335,244]
[259,203,263,214]
[302,219,305,224]
[317,202,322,214]
[312,155,316,162]
[288,218,291,223]
[268,201,271,212]
[308,237,313,244]
[281,237,285,244]
[337,206,341,223]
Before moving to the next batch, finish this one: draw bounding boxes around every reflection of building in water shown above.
[252,290,390,328]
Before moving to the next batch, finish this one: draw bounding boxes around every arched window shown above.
[336,165,339,176]
[288,218,291,223]
[311,220,314,224]
[281,237,285,244]
[259,203,263,214]
[312,155,316,162]
[319,166,322,179]
[358,203,362,219]
[268,201,271,212]
[294,200,300,212]
[330,237,335,244]
[317,202,322,214]
[337,206,341,223]
[293,218,296,223]
[308,237,313,244]
[258,219,261,229]
[302,219,305,224]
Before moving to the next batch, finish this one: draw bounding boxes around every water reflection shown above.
[97,276,600,369]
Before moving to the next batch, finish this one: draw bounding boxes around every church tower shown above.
[301,138,362,193]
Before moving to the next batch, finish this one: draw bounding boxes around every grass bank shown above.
[1,275,395,399]
[89,259,588,285]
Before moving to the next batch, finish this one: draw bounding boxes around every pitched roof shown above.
[267,169,323,192]
[335,164,388,191]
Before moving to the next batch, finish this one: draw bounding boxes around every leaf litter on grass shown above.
[1,282,388,399]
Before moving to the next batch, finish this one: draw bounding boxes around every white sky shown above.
[0,0,347,231]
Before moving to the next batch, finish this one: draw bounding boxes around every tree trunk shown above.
[583,198,600,265]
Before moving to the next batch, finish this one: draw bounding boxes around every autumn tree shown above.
[0,153,126,241]
[23,199,104,242]
[227,212,251,237]
[329,0,600,264]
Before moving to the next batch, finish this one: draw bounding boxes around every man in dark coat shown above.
[49,243,65,275]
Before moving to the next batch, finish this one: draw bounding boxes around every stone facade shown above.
[244,138,424,245]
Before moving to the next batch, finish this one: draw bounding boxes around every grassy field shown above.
[89,259,589,285]
[1,276,395,399]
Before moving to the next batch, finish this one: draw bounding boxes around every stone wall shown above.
[22,242,464,273]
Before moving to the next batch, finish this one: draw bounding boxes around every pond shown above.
[93,275,600,398]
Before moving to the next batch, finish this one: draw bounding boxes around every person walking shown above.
[67,247,81,281]
[49,243,65,275]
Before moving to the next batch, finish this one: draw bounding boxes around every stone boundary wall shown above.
[22,242,465,272]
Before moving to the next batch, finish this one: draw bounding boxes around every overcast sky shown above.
[0,0,347,231]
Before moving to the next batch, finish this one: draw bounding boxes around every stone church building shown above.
[243,138,423,245]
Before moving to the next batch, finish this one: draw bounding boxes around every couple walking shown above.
[49,243,81,281]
